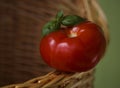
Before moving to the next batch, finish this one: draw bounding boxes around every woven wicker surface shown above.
[1,69,95,88]
[0,0,109,87]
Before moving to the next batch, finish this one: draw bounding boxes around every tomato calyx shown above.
[41,11,86,37]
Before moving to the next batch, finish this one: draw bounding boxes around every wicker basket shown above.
[0,0,109,88]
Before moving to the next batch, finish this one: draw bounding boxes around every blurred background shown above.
[0,0,120,88]
[95,0,120,88]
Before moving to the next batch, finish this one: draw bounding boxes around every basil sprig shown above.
[41,11,86,37]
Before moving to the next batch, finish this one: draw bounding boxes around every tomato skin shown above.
[40,21,106,72]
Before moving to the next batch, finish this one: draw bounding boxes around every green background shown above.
[95,0,120,88]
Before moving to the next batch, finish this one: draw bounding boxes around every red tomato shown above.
[40,21,106,72]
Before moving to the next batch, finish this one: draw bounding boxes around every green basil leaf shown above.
[62,15,86,26]
[41,20,61,37]
[56,10,64,21]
